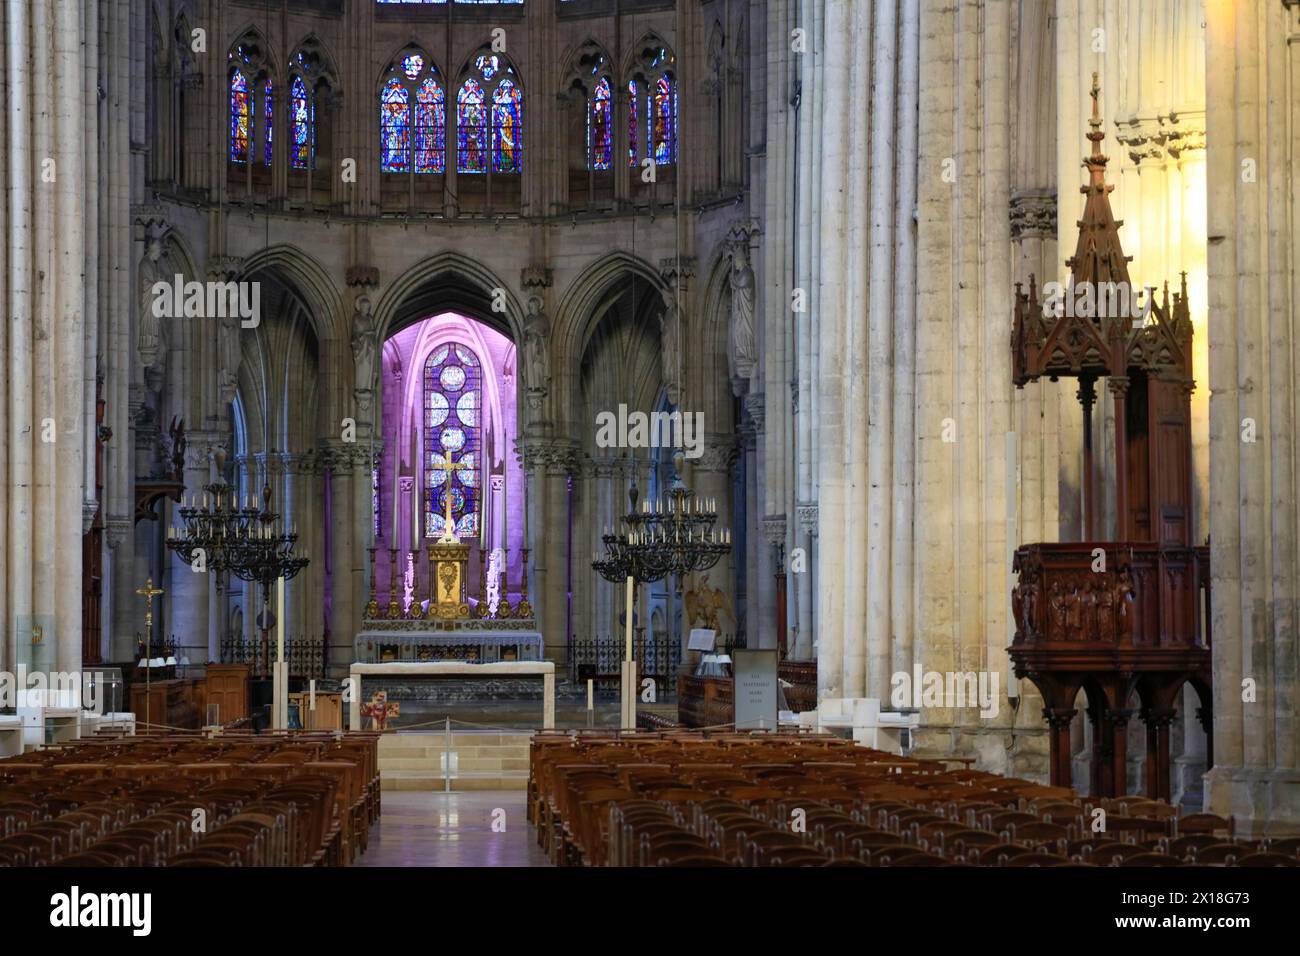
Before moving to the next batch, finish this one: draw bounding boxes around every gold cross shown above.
[135,577,164,627]
[435,450,475,542]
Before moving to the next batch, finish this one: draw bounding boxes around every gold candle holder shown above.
[515,547,533,619]
[476,545,490,618]
[365,547,380,619]
[425,545,437,620]
[386,547,402,619]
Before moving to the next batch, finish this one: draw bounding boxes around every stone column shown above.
[169,436,218,666]
[520,439,576,661]
[1202,0,1300,837]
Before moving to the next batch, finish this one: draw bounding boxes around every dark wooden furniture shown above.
[129,679,203,731]
[203,663,251,725]
[1008,78,1211,801]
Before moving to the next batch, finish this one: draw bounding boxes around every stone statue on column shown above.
[728,235,758,384]
[138,237,165,391]
[658,288,682,406]
[351,294,378,413]
[522,295,551,410]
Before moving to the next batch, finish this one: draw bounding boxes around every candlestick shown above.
[387,547,401,618]
[276,576,285,663]
[587,679,594,712]
[624,575,634,662]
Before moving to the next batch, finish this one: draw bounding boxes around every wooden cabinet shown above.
[289,691,342,731]
[129,680,202,730]
[203,664,250,726]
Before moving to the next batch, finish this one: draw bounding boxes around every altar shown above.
[354,621,544,663]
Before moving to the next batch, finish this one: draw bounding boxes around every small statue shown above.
[684,572,737,633]
[1048,580,1067,637]
[168,416,186,479]
[729,237,757,380]
[486,547,504,617]
[657,289,682,406]
[351,295,378,399]
[522,296,551,396]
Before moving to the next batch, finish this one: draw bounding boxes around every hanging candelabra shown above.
[166,448,310,677]
[592,452,732,586]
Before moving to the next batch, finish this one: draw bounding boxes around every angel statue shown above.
[684,572,737,633]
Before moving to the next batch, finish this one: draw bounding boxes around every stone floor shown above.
[353,790,551,867]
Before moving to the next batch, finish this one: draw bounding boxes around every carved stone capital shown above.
[206,256,243,281]
[1009,193,1057,241]
[694,436,739,473]
[744,393,766,434]
[659,256,697,289]
[83,500,100,535]
[763,515,787,561]
[105,516,133,550]
[346,265,380,289]
[520,265,553,291]
[797,503,819,537]
[517,438,579,476]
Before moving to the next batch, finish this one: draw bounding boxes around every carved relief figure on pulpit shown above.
[1115,568,1136,634]
[1048,580,1067,638]
[1096,583,1116,641]
[1080,580,1098,638]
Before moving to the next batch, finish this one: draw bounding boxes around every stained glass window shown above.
[375,1,523,5]
[414,77,445,173]
[492,79,523,173]
[424,343,482,538]
[627,79,638,166]
[589,77,612,171]
[651,74,676,165]
[290,75,313,170]
[457,79,488,173]
[263,79,274,166]
[476,54,499,81]
[402,54,424,78]
[230,70,250,162]
[381,78,410,172]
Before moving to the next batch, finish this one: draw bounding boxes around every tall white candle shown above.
[276,576,285,663]
[625,574,634,661]
[587,679,593,712]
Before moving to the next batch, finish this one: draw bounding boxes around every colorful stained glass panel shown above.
[414,76,445,173]
[492,79,522,173]
[381,78,410,172]
[457,79,488,173]
[589,77,612,171]
[291,75,313,169]
[230,70,250,163]
[424,343,482,538]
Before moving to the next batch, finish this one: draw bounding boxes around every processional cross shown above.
[135,577,164,730]
[436,450,476,542]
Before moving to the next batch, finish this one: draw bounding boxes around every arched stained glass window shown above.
[414,76,445,173]
[424,343,482,539]
[290,75,313,169]
[263,79,274,165]
[457,78,488,173]
[492,79,523,173]
[381,53,445,175]
[627,79,638,167]
[650,74,676,165]
[588,77,612,171]
[381,78,410,172]
[230,70,251,162]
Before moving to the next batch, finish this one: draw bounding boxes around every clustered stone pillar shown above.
[0,0,101,675]
[1202,0,1300,836]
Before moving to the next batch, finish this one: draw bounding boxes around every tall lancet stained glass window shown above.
[588,77,612,170]
[414,76,445,172]
[424,343,482,538]
[457,78,488,173]
[290,75,313,169]
[264,79,274,166]
[492,79,522,172]
[381,78,410,172]
[230,70,251,162]
[627,79,638,166]
[650,74,676,165]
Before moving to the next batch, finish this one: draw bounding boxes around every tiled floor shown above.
[353,790,551,867]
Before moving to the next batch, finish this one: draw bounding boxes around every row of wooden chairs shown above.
[527,733,1292,867]
[0,731,381,867]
